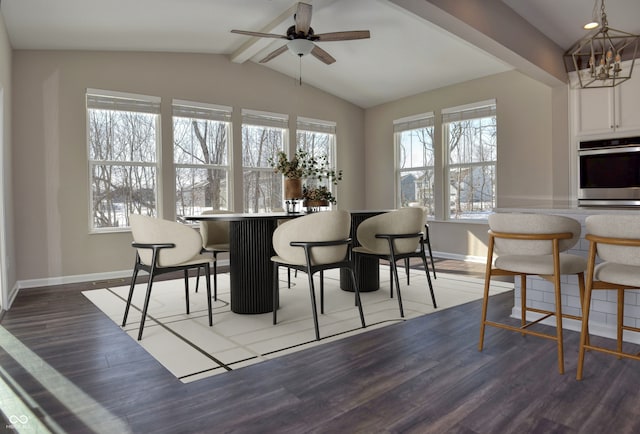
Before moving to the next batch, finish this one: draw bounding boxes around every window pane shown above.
[297,130,330,157]
[242,125,284,168]
[449,165,495,219]
[296,130,337,198]
[446,105,496,220]
[173,117,228,165]
[242,119,286,212]
[243,169,282,213]
[399,128,434,169]
[91,164,157,228]
[176,167,228,217]
[88,109,157,163]
[395,123,434,215]
[399,169,435,214]
[88,91,160,231]
[448,117,496,165]
[173,109,231,217]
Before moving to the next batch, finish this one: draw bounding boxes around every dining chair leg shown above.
[138,269,157,341]
[425,225,437,279]
[390,259,404,318]
[349,266,366,329]
[213,252,218,301]
[419,251,437,308]
[122,264,140,327]
[389,265,394,299]
[273,262,279,325]
[204,262,213,326]
[195,266,201,293]
[405,257,410,285]
[306,268,321,341]
[184,270,190,314]
[320,270,325,314]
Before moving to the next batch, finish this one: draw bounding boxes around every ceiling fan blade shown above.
[259,45,289,63]
[311,45,336,65]
[231,29,287,39]
[294,3,312,35]
[314,30,371,42]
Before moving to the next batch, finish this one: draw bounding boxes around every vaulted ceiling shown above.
[2,0,639,108]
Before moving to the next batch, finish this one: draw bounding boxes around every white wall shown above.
[11,50,365,283]
[364,70,568,258]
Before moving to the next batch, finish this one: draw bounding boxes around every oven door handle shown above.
[579,145,640,156]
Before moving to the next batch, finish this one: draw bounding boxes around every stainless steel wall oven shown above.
[579,136,640,206]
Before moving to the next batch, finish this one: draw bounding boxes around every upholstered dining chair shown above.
[478,213,587,375]
[196,209,232,300]
[577,215,640,380]
[271,210,365,341]
[404,205,437,284]
[353,207,437,318]
[402,227,437,287]
[123,214,213,340]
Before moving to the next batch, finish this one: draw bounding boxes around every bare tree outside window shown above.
[88,94,160,231]
[394,115,435,215]
[242,123,285,213]
[173,103,230,219]
[446,108,496,219]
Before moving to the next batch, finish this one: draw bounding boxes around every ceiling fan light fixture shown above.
[287,39,314,57]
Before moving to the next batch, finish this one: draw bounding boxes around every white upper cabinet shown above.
[570,66,640,137]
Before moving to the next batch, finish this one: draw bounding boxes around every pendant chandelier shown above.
[563,0,639,88]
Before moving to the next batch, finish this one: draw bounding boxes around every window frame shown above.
[393,113,436,215]
[172,99,232,219]
[86,89,161,233]
[296,116,338,205]
[241,109,289,213]
[442,100,497,221]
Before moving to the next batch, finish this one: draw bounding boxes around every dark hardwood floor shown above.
[1,259,639,433]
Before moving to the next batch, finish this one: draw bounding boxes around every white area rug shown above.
[83,265,512,383]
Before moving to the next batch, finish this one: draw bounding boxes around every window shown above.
[87,89,160,231]
[242,110,288,212]
[443,100,496,220]
[394,113,435,215]
[296,117,337,199]
[173,100,231,218]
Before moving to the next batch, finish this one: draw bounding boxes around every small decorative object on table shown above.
[269,149,343,213]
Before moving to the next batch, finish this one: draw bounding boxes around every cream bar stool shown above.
[478,213,587,374]
[577,215,640,380]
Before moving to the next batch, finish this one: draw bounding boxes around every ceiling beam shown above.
[390,0,567,87]
[229,2,303,64]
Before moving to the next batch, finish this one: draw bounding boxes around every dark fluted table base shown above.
[229,219,278,314]
[340,211,383,292]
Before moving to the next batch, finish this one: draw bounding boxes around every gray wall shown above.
[11,50,365,283]
[365,70,568,259]
[0,13,14,307]
[9,50,570,287]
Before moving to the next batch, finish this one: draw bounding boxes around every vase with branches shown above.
[269,149,343,212]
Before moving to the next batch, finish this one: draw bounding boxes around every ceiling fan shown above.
[231,2,370,65]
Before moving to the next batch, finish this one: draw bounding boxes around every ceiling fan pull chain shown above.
[299,55,303,86]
